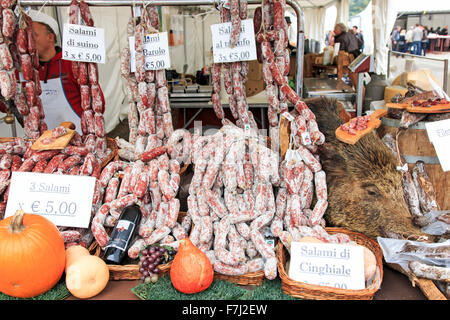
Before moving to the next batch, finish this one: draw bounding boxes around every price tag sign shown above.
[211,19,257,63]
[62,23,106,64]
[4,172,96,228]
[425,118,450,172]
[129,32,171,72]
[288,242,365,290]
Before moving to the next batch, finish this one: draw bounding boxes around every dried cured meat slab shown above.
[335,109,388,145]
[31,122,76,151]
[386,102,450,114]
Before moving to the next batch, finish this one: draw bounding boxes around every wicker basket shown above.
[213,270,265,286]
[210,240,277,287]
[188,223,270,287]
[276,227,384,300]
[89,211,187,280]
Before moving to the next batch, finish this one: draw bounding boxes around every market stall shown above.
[0,0,448,305]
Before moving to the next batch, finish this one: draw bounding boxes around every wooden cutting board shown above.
[335,109,388,145]
[386,102,450,113]
[31,122,76,151]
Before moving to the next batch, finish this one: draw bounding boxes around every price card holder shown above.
[62,23,106,64]
[288,242,365,290]
[4,172,96,228]
[211,19,257,63]
[425,118,450,171]
[129,32,171,72]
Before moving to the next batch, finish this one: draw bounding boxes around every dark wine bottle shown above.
[103,204,142,265]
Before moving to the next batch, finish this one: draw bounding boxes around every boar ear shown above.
[319,143,347,173]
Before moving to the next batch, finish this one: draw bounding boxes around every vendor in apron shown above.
[28,10,105,134]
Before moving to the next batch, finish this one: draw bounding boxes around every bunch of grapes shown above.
[138,245,175,283]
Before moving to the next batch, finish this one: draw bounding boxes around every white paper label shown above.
[211,19,257,63]
[62,24,106,64]
[129,32,171,72]
[221,0,231,9]
[282,112,294,122]
[288,242,366,290]
[300,131,312,146]
[425,119,450,172]
[5,172,96,228]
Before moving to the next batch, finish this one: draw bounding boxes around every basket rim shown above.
[277,227,384,297]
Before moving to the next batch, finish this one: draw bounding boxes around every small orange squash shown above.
[170,238,213,294]
[0,210,66,298]
[65,245,90,272]
[65,255,109,299]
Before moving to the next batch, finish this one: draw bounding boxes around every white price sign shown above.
[288,242,365,290]
[211,19,257,63]
[62,23,106,64]
[4,172,96,228]
[129,32,171,72]
[425,118,450,172]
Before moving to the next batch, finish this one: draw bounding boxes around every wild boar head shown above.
[305,97,428,240]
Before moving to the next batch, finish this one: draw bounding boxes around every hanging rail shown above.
[19,0,305,96]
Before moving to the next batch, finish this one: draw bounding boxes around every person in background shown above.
[441,26,449,51]
[399,29,407,53]
[391,25,401,52]
[333,23,362,89]
[421,25,429,56]
[333,23,362,58]
[405,26,414,53]
[412,23,423,55]
[28,9,105,133]
[285,16,296,50]
[352,26,364,53]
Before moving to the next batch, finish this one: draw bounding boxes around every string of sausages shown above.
[0,2,18,106]
[211,0,258,130]
[13,10,48,140]
[120,5,174,161]
[254,0,290,153]
[0,4,45,140]
[69,0,110,163]
[382,133,440,227]
[187,122,279,279]
[272,121,352,253]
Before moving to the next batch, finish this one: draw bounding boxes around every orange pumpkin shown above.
[0,210,66,298]
[170,238,213,294]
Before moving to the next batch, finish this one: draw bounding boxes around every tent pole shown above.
[286,0,305,97]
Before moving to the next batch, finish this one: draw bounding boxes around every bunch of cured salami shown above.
[0,2,18,103]
[211,0,258,130]
[0,6,47,140]
[272,130,353,253]
[0,126,109,247]
[187,122,280,280]
[69,0,110,162]
[120,5,175,161]
[254,0,290,153]
[91,148,192,259]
